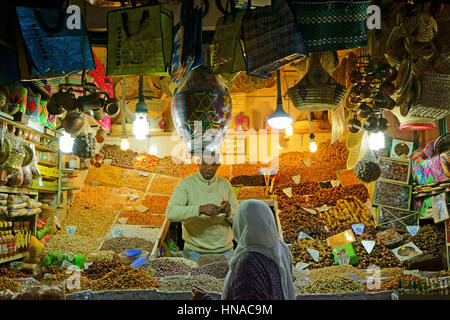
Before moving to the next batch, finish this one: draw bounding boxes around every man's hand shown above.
[219,200,231,216]
[191,286,205,300]
[199,204,220,216]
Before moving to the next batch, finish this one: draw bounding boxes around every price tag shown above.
[337,255,351,265]
[307,248,319,263]
[331,180,341,187]
[295,262,309,270]
[298,232,314,240]
[351,223,365,236]
[303,158,311,167]
[66,226,77,235]
[282,188,292,198]
[139,172,149,177]
[112,230,123,238]
[361,240,375,255]
[137,205,148,213]
[291,175,301,185]
[324,225,329,232]
[406,225,420,236]
[84,262,93,270]
[316,205,330,212]
[302,208,316,215]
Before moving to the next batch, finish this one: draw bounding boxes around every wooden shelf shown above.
[61,186,80,191]
[36,189,58,193]
[38,160,57,167]
[0,115,57,140]
[28,141,56,153]
[0,252,29,264]
[41,175,58,181]
[0,186,38,195]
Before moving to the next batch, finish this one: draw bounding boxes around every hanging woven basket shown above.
[287,52,346,112]
[391,106,436,131]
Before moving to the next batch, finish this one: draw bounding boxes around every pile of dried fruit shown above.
[402,224,446,259]
[278,208,325,244]
[133,153,159,171]
[141,195,170,214]
[237,187,268,199]
[154,157,187,177]
[216,165,231,179]
[119,170,152,192]
[0,268,31,279]
[148,176,180,194]
[320,197,374,229]
[100,237,154,254]
[100,144,138,167]
[84,164,124,188]
[94,266,159,291]
[230,175,265,186]
[336,169,363,186]
[303,276,365,294]
[119,210,165,226]
[289,238,335,268]
[158,275,224,293]
[191,261,229,279]
[231,163,263,177]
[83,260,123,280]
[0,277,18,292]
[70,185,112,209]
[139,259,192,277]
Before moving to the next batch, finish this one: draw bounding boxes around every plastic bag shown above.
[86,250,116,263]
[7,194,30,204]
[7,208,27,217]
[28,198,42,209]
[330,99,345,144]
[0,193,8,200]
[2,135,25,174]
[7,202,27,210]
[29,144,42,186]
[15,281,65,300]
[7,167,23,187]
[36,225,51,239]
[21,165,32,188]
[27,236,45,264]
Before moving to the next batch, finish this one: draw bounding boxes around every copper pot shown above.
[60,112,85,134]
[357,103,373,118]
[348,116,362,133]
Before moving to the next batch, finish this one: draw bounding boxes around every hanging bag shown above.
[241,0,308,79]
[210,0,246,75]
[289,1,371,52]
[107,4,173,76]
[15,7,95,77]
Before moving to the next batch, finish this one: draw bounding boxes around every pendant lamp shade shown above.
[267,70,292,129]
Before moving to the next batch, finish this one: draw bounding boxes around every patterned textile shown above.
[241,0,308,78]
[202,251,284,300]
[290,1,370,52]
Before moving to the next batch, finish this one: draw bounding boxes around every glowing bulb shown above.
[285,126,293,137]
[133,114,149,140]
[369,131,385,150]
[120,138,129,151]
[309,140,317,153]
[267,116,292,130]
[59,132,74,153]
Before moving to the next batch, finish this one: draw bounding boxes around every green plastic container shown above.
[332,242,359,265]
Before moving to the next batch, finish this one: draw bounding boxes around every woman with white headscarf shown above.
[192,199,295,300]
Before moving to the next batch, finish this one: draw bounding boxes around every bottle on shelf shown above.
[0,221,7,258]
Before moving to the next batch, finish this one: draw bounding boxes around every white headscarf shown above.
[222,199,295,300]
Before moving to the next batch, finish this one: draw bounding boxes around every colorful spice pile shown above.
[100,144,138,167]
[134,153,159,171]
[119,210,165,226]
[336,169,363,186]
[84,164,123,188]
[119,170,152,192]
[141,195,170,214]
[139,259,192,277]
[148,176,180,194]
[71,185,112,209]
[93,266,160,291]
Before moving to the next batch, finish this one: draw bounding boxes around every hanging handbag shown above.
[15,7,95,77]
[107,4,173,76]
[289,1,371,52]
[210,0,246,75]
[241,0,308,79]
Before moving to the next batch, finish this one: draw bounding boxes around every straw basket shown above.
[408,72,450,119]
[391,106,436,131]
[287,53,346,112]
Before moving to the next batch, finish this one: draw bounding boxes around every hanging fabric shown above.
[88,50,114,98]
[107,4,173,76]
[15,7,95,77]
[289,1,371,52]
[241,0,308,79]
[210,0,246,75]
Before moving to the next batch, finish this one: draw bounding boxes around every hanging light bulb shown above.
[133,76,150,140]
[309,133,318,153]
[60,131,74,153]
[120,138,129,150]
[285,126,293,137]
[267,70,292,130]
[369,131,385,150]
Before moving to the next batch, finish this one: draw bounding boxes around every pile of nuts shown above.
[158,275,224,293]
[100,236,154,254]
[141,195,170,214]
[402,224,446,259]
[133,153,159,171]
[94,266,159,291]
[62,208,117,238]
[45,234,101,256]
[231,175,265,186]
[119,170,152,192]
[154,157,188,177]
[303,276,365,294]
[308,265,368,282]
[0,277,18,292]
[83,260,123,280]
[191,261,229,279]
[0,268,31,279]
[100,144,138,167]
[84,164,124,188]
[70,185,113,209]
[148,176,180,194]
[231,163,263,177]
[119,210,165,226]
[139,259,192,277]
[237,187,268,199]
[379,158,409,182]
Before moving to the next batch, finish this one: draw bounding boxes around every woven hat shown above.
[287,52,346,112]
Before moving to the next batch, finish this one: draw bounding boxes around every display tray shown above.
[379,157,411,185]
[376,206,420,234]
[373,180,412,210]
